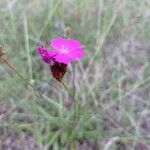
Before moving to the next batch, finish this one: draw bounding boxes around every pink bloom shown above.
[37,45,57,64]
[38,37,85,64]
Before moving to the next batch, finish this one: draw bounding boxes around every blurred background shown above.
[0,0,150,149]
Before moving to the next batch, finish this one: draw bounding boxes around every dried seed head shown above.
[63,26,72,38]
[0,45,5,58]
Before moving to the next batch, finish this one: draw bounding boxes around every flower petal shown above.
[37,45,49,63]
[69,48,85,59]
[37,45,57,64]
[66,38,81,50]
[47,50,58,57]
[50,37,65,49]
[54,54,72,64]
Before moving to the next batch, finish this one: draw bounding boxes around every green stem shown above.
[60,81,77,120]
[2,58,35,90]
[61,81,72,96]
[2,58,43,101]
[2,57,66,118]
[72,63,77,120]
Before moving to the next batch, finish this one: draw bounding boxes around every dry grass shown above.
[0,0,150,149]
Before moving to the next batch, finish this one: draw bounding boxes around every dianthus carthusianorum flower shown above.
[38,36,84,64]
[37,36,85,81]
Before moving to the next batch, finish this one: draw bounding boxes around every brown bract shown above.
[50,61,67,82]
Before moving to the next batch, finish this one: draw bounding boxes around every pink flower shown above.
[38,36,85,64]
[37,37,85,81]
[37,45,57,64]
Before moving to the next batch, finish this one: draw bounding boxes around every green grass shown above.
[0,0,150,149]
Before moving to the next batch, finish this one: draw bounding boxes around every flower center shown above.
[60,45,69,54]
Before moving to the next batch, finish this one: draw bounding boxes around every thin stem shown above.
[72,63,76,98]
[60,81,74,99]
[2,58,35,90]
[23,11,37,119]
[72,63,77,120]
[60,80,77,120]
[1,57,66,114]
